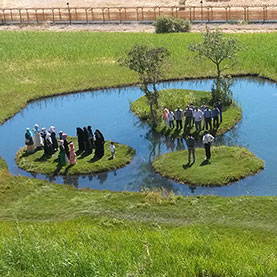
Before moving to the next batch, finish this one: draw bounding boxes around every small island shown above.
[152,146,264,186]
[131,89,242,137]
[16,137,135,176]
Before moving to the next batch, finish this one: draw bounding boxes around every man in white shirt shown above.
[202,131,214,160]
[193,107,204,132]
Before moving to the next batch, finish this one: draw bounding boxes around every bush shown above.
[154,16,191,33]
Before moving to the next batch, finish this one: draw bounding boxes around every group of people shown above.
[163,102,223,132]
[25,125,77,166]
[24,124,115,167]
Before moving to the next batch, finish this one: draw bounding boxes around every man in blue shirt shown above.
[204,107,212,130]
[212,106,220,129]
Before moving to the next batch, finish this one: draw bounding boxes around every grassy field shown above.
[0,32,277,124]
[131,89,242,137]
[1,31,277,275]
[152,146,264,186]
[0,162,277,275]
[15,137,135,175]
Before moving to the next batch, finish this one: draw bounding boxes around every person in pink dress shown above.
[69,142,76,165]
[163,107,169,126]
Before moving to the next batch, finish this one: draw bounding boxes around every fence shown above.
[1,5,277,24]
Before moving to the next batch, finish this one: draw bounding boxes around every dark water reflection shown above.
[1,77,277,196]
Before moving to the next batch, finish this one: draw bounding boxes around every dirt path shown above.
[0,23,277,33]
[1,0,277,9]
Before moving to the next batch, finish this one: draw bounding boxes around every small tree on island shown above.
[120,44,170,127]
[188,27,243,106]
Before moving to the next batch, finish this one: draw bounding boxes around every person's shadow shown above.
[183,162,194,169]
[200,159,210,166]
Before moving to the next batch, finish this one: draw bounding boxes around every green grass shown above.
[0,221,277,276]
[0,158,276,275]
[15,137,135,175]
[152,146,264,186]
[0,32,277,125]
[131,89,242,137]
[1,31,277,275]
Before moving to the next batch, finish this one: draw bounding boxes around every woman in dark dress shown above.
[62,133,70,160]
[76,127,85,152]
[49,126,58,152]
[87,125,94,151]
[83,127,90,153]
[94,129,105,158]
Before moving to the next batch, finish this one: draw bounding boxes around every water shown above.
[0,77,277,196]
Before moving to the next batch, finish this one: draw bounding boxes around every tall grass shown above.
[0,221,277,276]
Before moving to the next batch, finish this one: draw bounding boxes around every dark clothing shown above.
[87,126,94,150]
[50,132,58,151]
[213,116,219,129]
[184,117,192,130]
[41,134,52,156]
[186,136,195,163]
[205,117,212,130]
[204,143,211,159]
[176,120,182,130]
[169,120,175,128]
[64,139,70,159]
[83,127,90,153]
[186,137,195,148]
[76,127,85,152]
[25,132,33,145]
[94,129,105,158]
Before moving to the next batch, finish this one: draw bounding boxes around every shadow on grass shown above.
[88,155,102,163]
[35,153,52,162]
[22,148,41,158]
[183,162,194,170]
[64,164,74,175]
[54,164,62,175]
[78,151,92,160]
[200,160,210,166]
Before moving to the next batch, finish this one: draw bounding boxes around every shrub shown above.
[154,16,191,33]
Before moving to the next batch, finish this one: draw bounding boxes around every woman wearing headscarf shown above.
[94,129,105,158]
[76,127,85,152]
[33,124,43,149]
[83,127,90,153]
[62,133,70,160]
[87,126,94,151]
[49,126,58,151]
[41,128,53,156]
[58,140,66,166]
[25,128,35,153]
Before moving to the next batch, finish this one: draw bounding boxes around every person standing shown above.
[186,133,195,164]
[174,106,184,130]
[33,124,43,149]
[193,107,204,132]
[168,110,175,128]
[184,105,193,131]
[212,106,220,129]
[110,142,115,159]
[58,140,66,166]
[163,107,169,126]
[25,128,35,153]
[69,142,77,165]
[217,101,223,123]
[202,131,214,160]
[204,107,212,130]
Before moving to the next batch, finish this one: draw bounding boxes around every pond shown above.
[0,77,276,196]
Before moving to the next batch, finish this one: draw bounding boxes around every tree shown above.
[188,27,243,105]
[120,44,170,127]
[188,27,242,79]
